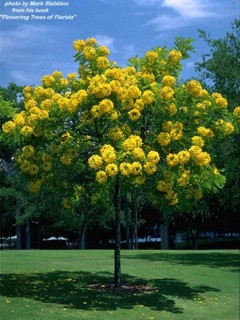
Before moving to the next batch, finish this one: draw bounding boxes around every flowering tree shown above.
[2,37,238,287]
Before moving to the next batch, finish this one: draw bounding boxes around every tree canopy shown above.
[1,37,239,286]
[195,19,240,110]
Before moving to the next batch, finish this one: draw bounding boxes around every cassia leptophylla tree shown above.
[2,37,238,287]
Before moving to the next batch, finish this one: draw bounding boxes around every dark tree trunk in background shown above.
[114,183,122,288]
[132,192,138,249]
[26,220,31,249]
[123,196,131,249]
[161,220,170,250]
[191,229,199,250]
[16,200,21,250]
[79,224,87,249]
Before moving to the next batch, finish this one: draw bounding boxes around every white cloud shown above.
[161,0,215,19]
[0,24,56,63]
[93,34,117,52]
[135,0,221,32]
[1,24,52,50]
[148,14,186,31]
[134,0,216,17]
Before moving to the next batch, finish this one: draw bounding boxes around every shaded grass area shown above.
[0,270,220,313]
[0,250,239,320]
[122,251,240,272]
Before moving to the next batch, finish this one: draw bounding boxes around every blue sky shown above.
[0,0,239,87]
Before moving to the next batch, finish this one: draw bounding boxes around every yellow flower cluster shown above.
[157,132,171,146]
[73,39,85,51]
[189,146,211,166]
[63,198,71,209]
[141,72,155,84]
[20,160,39,175]
[41,75,55,87]
[157,121,183,146]
[177,170,190,186]
[191,135,205,147]
[186,80,204,98]
[60,148,76,165]
[88,155,103,169]
[122,135,142,151]
[166,153,179,167]
[15,145,45,177]
[41,72,67,90]
[233,106,240,117]
[97,56,110,69]
[2,121,15,133]
[42,160,52,172]
[67,73,77,81]
[91,99,114,119]
[128,108,141,121]
[88,133,161,183]
[197,127,214,139]
[105,163,118,176]
[22,145,35,158]
[196,100,212,112]
[142,90,155,104]
[170,122,183,140]
[83,46,96,61]
[144,162,157,175]
[95,170,108,184]
[162,121,173,132]
[147,151,160,164]
[168,50,182,63]
[162,75,176,87]
[178,150,191,164]
[160,86,174,100]
[168,103,177,115]
[186,188,203,201]
[157,180,178,205]
[108,127,124,141]
[119,162,132,176]
[131,162,143,175]
[233,106,240,126]
[145,50,159,63]
[212,93,228,108]
[214,119,234,135]
[28,180,42,193]
[132,147,145,161]
[3,71,87,139]
[100,144,116,163]
[166,150,191,167]
[88,74,112,99]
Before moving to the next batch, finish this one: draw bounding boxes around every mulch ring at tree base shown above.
[87,283,155,294]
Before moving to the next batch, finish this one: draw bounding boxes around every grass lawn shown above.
[0,250,239,320]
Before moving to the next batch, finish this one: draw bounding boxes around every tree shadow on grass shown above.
[122,251,240,273]
[0,271,220,313]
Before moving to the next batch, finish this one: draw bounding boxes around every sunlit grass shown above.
[0,250,239,319]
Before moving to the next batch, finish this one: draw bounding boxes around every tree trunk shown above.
[79,224,87,249]
[161,220,170,250]
[26,220,31,250]
[132,192,138,249]
[114,183,121,288]
[123,196,131,249]
[16,200,21,250]
[191,229,199,250]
